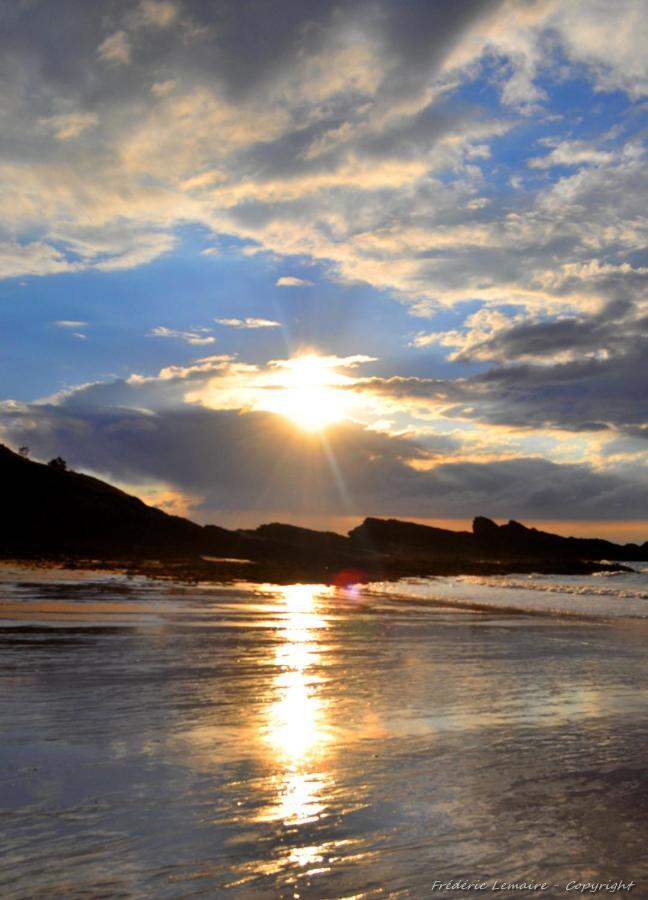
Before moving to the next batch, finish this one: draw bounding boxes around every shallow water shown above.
[1,569,648,898]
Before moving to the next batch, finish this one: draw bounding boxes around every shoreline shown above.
[4,557,648,625]
[0,554,635,587]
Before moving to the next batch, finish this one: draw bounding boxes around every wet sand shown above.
[1,571,648,898]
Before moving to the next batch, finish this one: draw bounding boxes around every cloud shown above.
[0,241,80,279]
[215,318,281,329]
[468,1,648,109]
[0,0,646,533]
[151,79,177,97]
[92,233,178,271]
[0,0,644,324]
[356,334,648,440]
[40,112,98,141]
[136,1,178,29]
[528,139,615,170]
[54,320,88,329]
[1,385,647,522]
[97,30,131,65]
[411,288,648,365]
[276,276,314,287]
[553,0,648,98]
[135,485,202,519]
[1,0,647,492]
[148,326,215,345]
[1,349,647,522]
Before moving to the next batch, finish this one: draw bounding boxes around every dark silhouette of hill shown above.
[0,444,368,567]
[349,516,648,562]
[247,522,360,558]
[0,444,253,559]
[1,443,645,578]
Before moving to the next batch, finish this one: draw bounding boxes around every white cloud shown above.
[276,276,315,287]
[54,320,88,328]
[148,326,215,345]
[215,318,281,329]
[528,139,615,170]
[0,241,80,279]
[554,0,648,98]
[92,233,178,271]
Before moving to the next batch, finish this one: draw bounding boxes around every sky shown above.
[1,0,647,539]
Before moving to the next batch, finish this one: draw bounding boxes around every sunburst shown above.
[258,354,353,431]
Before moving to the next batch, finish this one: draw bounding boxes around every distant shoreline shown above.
[0,554,634,587]
[3,445,645,583]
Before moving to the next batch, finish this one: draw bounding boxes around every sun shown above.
[259,354,353,431]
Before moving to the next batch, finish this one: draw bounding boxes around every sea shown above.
[1,565,648,898]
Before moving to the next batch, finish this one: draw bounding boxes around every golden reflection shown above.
[271,770,329,825]
[258,584,334,825]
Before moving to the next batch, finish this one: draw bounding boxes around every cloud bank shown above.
[2,0,647,527]
[2,354,647,523]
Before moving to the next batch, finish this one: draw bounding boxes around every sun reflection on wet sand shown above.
[4,573,648,897]
[258,584,334,827]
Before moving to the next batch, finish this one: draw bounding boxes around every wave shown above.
[475,576,648,602]
[366,572,648,620]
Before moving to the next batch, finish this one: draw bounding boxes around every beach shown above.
[1,568,648,898]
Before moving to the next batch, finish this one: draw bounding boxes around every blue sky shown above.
[1,0,647,537]
[2,235,482,401]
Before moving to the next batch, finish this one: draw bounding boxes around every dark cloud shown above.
[0,402,443,515]
[359,337,648,434]
[1,393,647,521]
[473,342,648,432]
[450,297,646,364]
[180,0,346,96]
[0,0,501,106]
[358,99,488,161]
[376,0,497,69]
[364,0,506,114]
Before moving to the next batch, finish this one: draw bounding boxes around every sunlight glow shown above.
[258,354,354,431]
